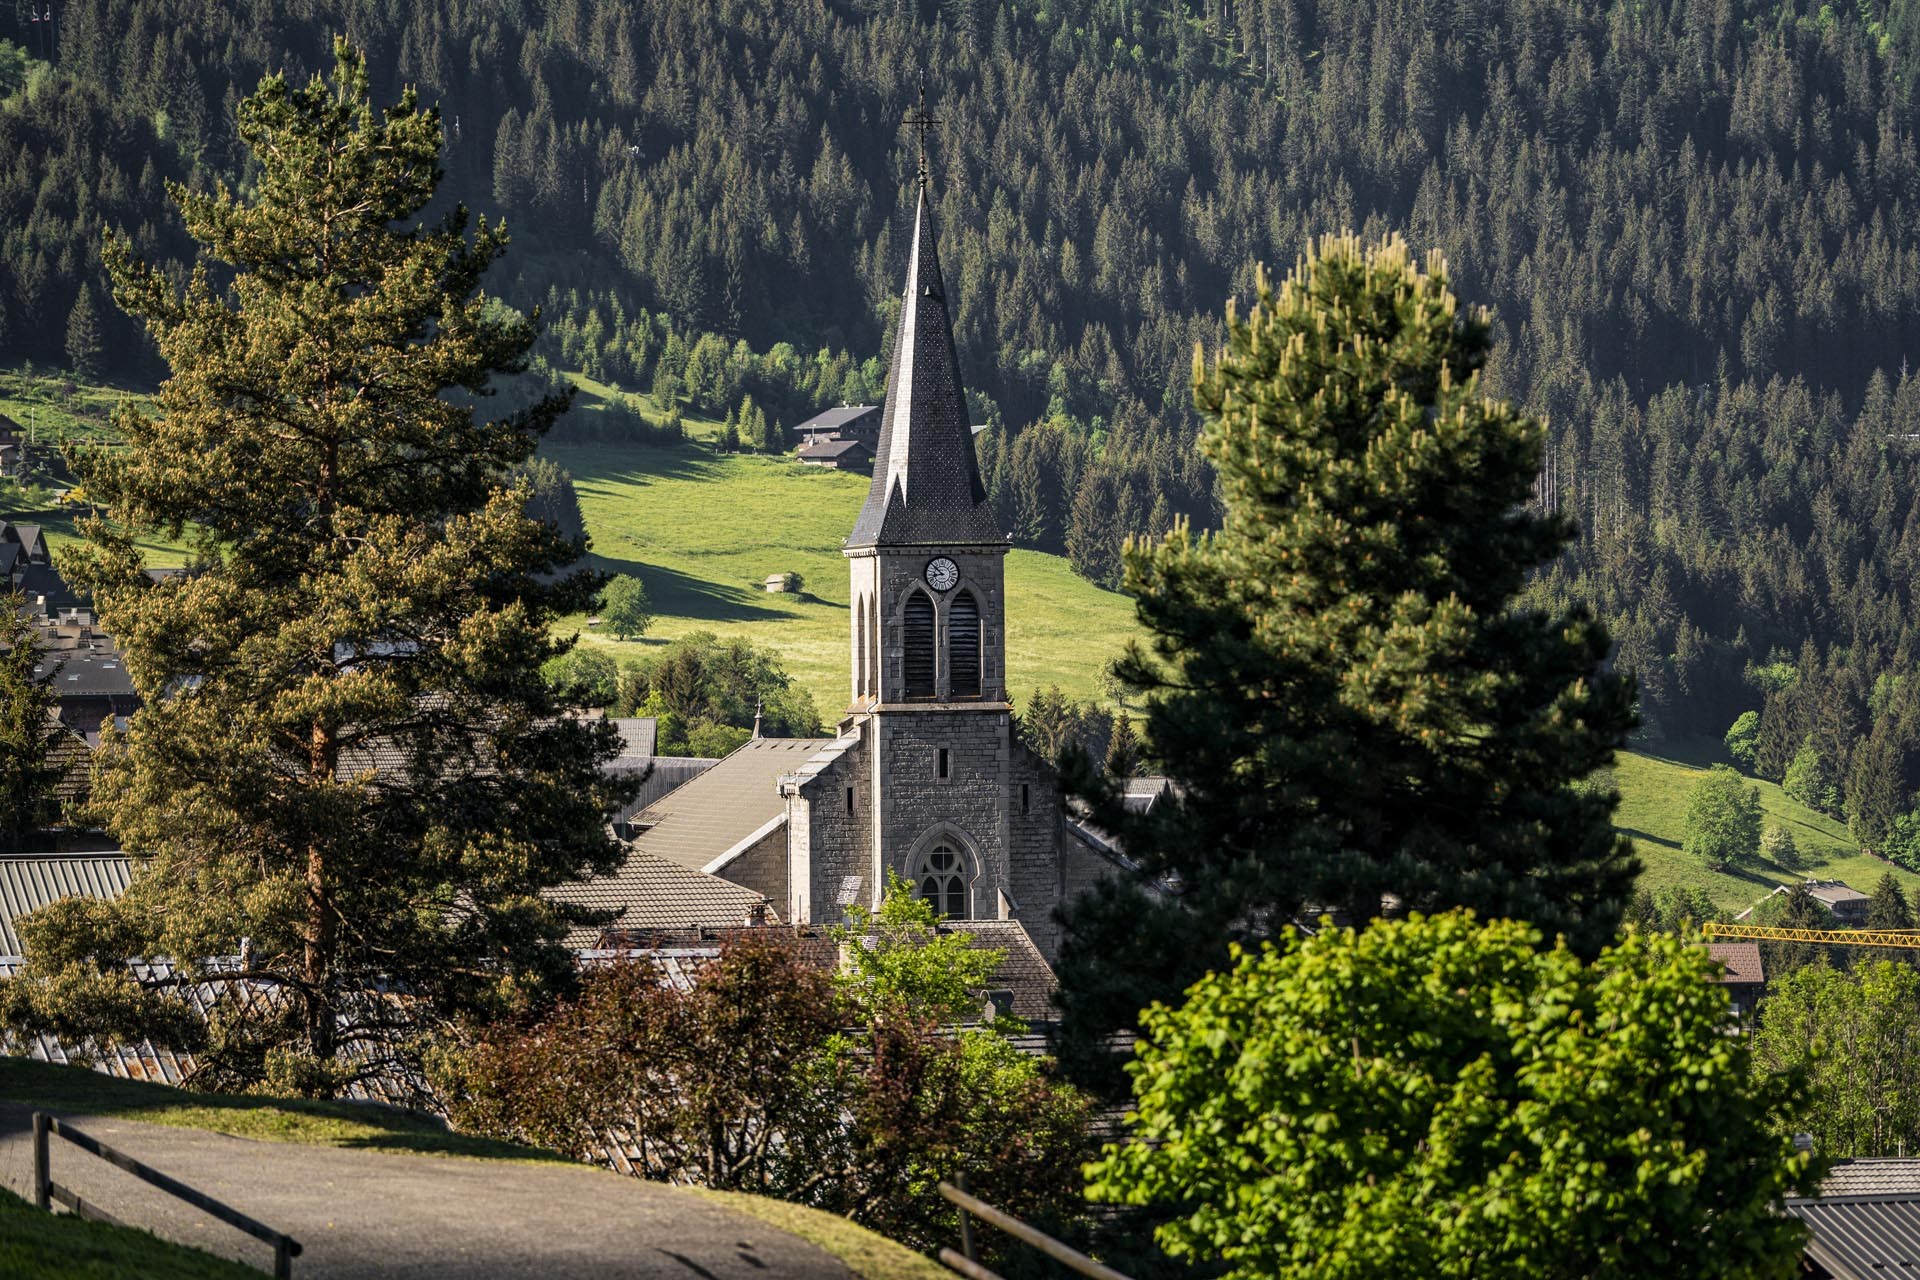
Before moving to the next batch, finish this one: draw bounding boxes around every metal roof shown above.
[847,188,1003,549]
[798,437,870,460]
[0,852,133,952]
[795,405,879,433]
[1786,1194,1920,1278]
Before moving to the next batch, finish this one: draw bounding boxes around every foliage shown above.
[1621,885,1719,935]
[1867,872,1914,930]
[445,894,1092,1262]
[1762,824,1804,872]
[1753,961,1920,1160]
[1086,912,1816,1280]
[1887,811,1920,873]
[1059,237,1637,1075]
[615,631,822,755]
[598,573,653,641]
[0,595,62,850]
[1725,711,1760,771]
[1783,737,1843,817]
[541,648,618,709]
[1753,885,1840,979]
[1015,684,1113,770]
[64,288,105,382]
[1104,711,1141,777]
[514,455,586,546]
[3,44,630,1090]
[1683,765,1764,871]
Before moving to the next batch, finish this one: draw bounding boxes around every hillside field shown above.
[1613,737,1920,915]
[548,440,1141,713]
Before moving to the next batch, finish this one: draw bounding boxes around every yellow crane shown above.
[1705,922,1920,949]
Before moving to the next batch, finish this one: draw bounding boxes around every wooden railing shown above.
[936,1176,1131,1280]
[32,1112,304,1279]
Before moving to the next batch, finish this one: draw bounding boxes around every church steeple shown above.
[846,184,1002,549]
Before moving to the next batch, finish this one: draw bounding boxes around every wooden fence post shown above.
[955,1170,976,1262]
[32,1112,50,1212]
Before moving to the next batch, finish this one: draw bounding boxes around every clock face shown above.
[924,557,960,592]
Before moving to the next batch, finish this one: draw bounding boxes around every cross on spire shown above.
[902,74,941,190]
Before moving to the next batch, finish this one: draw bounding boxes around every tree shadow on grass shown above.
[588,556,786,625]
[544,441,723,487]
[1619,826,1680,851]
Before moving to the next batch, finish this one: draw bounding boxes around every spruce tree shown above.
[11,42,629,1092]
[64,287,105,381]
[1059,237,1638,1079]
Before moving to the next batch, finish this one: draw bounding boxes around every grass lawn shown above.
[0,1185,263,1280]
[0,1058,557,1163]
[548,442,1141,712]
[1615,736,1920,915]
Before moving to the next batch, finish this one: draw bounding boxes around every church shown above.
[561,176,1122,962]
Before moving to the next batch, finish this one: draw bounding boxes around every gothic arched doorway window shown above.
[903,591,936,698]
[948,590,981,697]
[912,841,969,918]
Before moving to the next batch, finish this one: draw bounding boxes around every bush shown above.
[1085,912,1814,1280]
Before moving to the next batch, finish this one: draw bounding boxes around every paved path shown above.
[0,1103,853,1278]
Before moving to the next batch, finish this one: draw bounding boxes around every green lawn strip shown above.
[691,1188,951,1280]
[1615,736,1920,915]
[0,1059,559,1163]
[0,1186,263,1280]
[557,370,730,440]
[548,442,1140,711]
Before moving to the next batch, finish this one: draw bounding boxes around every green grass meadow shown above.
[1612,736,1920,915]
[547,442,1141,713]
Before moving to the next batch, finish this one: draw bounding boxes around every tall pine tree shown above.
[0,597,61,852]
[1058,236,1638,1082]
[8,42,629,1093]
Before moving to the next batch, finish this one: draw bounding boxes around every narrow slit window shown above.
[846,786,855,814]
[937,747,950,780]
[1021,783,1030,815]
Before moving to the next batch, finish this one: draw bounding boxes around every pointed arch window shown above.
[903,591,936,698]
[948,590,981,698]
[913,842,969,919]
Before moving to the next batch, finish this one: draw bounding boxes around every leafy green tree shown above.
[834,871,1002,1023]
[1755,884,1839,978]
[1683,765,1764,870]
[1886,811,1920,873]
[6,43,628,1091]
[63,288,105,382]
[1754,961,1920,1159]
[0,597,61,851]
[1060,237,1638,1074]
[1761,823,1803,871]
[541,647,618,708]
[1784,737,1841,816]
[599,573,653,640]
[1623,885,1719,934]
[1725,710,1760,770]
[1086,912,1815,1280]
[616,631,822,754]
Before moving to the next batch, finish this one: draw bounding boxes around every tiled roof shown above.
[1785,1195,1920,1279]
[551,846,777,946]
[1825,1161,1920,1198]
[1705,941,1764,984]
[797,437,870,460]
[0,852,133,952]
[847,187,1003,548]
[608,717,658,760]
[615,736,834,873]
[942,919,1059,1021]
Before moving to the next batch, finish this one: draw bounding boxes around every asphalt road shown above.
[0,1103,855,1279]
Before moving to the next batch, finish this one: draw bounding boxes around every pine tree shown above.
[0,598,61,852]
[1058,237,1638,1081]
[11,42,630,1092]
[64,287,105,381]
[1104,711,1140,777]
[1868,873,1913,930]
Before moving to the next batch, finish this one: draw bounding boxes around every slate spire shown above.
[846,176,1002,548]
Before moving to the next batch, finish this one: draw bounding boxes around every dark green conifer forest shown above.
[6,0,1920,824]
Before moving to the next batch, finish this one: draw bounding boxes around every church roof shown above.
[847,187,1002,548]
[610,736,835,875]
[551,846,776,947]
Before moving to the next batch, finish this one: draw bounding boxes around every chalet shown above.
[1703,940,1764,1022]
[796,436,871,470]
[1738,879,1874,927]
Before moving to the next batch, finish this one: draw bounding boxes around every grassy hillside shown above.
[0,1186,263,1280]
[1615,738,1920,915]
[549,442,1140,713]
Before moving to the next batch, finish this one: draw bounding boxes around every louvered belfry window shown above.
[904,592,937,698]
[949,591,982,697]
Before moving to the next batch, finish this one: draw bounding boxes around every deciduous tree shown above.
[1087,912,1815,1280]
[599,573,653,640]
[1683,765,1764,870]
[1754,961,1920,1160]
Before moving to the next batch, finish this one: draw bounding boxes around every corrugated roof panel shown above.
[0,853,134,952]
[1786,1195,1920,1278]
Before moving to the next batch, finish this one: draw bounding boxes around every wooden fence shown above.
[936,1176,1132,1280]
[32,1112,303,1279]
